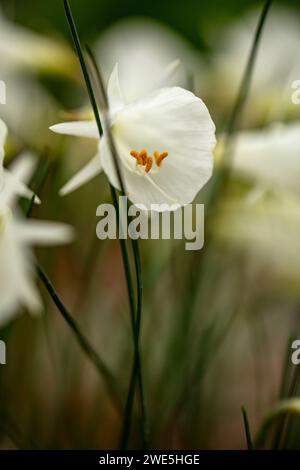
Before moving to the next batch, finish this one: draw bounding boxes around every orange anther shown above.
[139,149,148,165]
[155,151,169,167]
[130,150,143,165]
[130,149,169,172]
[145,156,153,173]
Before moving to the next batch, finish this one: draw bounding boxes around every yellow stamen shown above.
[130,150,143,165]
[139,149,148,165]
[145,156,153,173]
[130,149,169,173]
[154,151,168,167]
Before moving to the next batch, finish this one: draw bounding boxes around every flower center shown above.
[130,149,168,174]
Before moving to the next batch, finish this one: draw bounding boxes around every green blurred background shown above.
[3,0,300,48]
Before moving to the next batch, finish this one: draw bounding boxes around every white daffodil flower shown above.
[0,120,74,326]
[50,65,216,211]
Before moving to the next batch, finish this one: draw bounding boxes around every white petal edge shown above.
[59,152,102,196]
[50,121,99,139]
[3,171,41,205]
[2,152,41,205]
[107,63,126,116]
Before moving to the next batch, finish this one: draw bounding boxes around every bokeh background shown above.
[0,0,300,450]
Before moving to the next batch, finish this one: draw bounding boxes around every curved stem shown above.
[25,157,122,411]
[37,263,122,412]
[121,239,148,450]
[110,187,148,449]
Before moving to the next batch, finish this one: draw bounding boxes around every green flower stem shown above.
[26,161,122,412]
[110,186,148,449]
[37,264,122,412]
[85,40,149,450]
[63,0,148,448]
[241,406,254,450]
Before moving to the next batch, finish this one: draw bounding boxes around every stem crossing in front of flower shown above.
[63,0,148,449]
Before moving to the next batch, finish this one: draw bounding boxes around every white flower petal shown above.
[18,273,42,316]
[60,151,102,196]
[0,220,41,325]
[15,220,74,246]
[107,63,125,116]
[50,120,99,139]
[3,151,40,204]
[3,171,40,205]
[8,151,37,184]
[1,152,40,206]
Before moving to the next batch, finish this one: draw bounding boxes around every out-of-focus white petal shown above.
[50,121,99,139]
[60,151,102,196]
[15,220,74,246]
[107,63,125,116]
[8,151,37,184]
[215,191,300,284]
[18,272,42,316]
[2,170,40,205]
[1,75,59,148]
[155,59,181,89]
[209,6,300,123]
[2,152,40,205]
[0,10,75,77]
[96,18,203,102]
[232,122,300,196]
[0,218,41,326]
[0,118,7,166]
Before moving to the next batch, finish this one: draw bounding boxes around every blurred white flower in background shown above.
[0,76,60,149]
[215,119,300,287]
[0,119,74,326]
[230,122,300,198]
[208,6,300,124]
[95,17,204,102]
[0,119,40,203]
[216,191,300,289]
[51,65,215,210]
[0,9,77,149]
[0,10,75,77]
